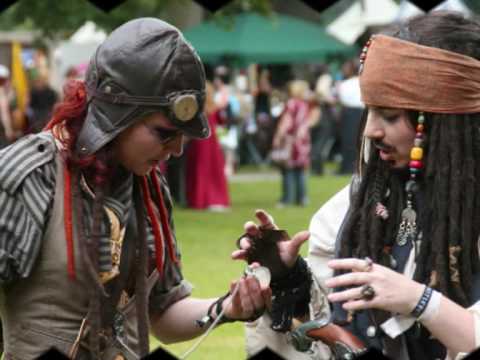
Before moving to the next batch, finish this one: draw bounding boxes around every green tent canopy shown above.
[183,13,356,65]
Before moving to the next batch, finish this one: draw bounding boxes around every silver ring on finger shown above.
[360,284,376,301]
[363,257,373,272]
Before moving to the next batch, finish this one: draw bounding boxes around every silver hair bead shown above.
[366,325,377,338]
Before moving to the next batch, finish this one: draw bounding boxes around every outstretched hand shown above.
[231,209,310,268]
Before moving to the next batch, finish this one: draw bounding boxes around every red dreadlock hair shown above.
[45,79,178,282]
[45,79,111,185]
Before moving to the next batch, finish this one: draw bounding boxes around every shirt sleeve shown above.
[0,133,56,284]
[307,184,351,287]
[148,173,193,315]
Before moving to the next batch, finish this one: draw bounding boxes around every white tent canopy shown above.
[326,0,400,45]
[437,0,471,13]
[327,0,472,45]
[396,0,471,21]
[70,21,107,44]
[51,21,107,89]
[395,1,424,21]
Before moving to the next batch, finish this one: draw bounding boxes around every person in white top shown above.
[235,11,480,360]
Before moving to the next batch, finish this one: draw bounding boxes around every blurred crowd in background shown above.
[165,59,364,210]
[1,0,470,214]
[0,54,365,210]
[0,49,58,148]
[0,0,473,223]
[0,43,364,213]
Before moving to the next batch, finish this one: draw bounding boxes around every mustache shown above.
[372,140,394,152]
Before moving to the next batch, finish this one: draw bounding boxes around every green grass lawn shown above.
[152,173,350,359]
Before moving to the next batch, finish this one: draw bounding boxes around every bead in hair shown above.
[396,112,425,246]
[359,36,373,74]
[375,202,389,220]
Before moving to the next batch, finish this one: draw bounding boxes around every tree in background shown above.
[463,0,480,13]
[3,0,477,41]
[0,0,273,40]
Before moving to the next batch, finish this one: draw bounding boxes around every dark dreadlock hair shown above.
[338,11,480,307]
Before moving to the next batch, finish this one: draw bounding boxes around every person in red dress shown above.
[185,81,230,210]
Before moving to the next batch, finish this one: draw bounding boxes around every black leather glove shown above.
[236,228,312,332]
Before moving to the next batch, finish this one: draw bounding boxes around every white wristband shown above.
[418,289,442,323]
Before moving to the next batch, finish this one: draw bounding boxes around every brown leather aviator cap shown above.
[76,17,210,156]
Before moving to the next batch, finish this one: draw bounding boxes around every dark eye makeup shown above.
[151,126,181,143]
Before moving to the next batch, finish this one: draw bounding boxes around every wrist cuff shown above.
[411,286,433,318]
[418,289,442,323]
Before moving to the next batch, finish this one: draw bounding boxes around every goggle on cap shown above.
[76,17,210,156]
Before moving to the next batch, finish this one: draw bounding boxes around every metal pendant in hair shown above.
[396,186,417,246]
[396,112,425,246]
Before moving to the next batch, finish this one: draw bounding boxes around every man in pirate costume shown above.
[0,18,271,359]
[237,11,480,360]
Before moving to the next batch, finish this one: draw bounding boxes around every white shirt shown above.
[336,76,364,109]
